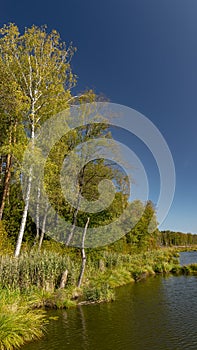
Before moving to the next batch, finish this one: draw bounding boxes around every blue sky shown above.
[1,0,197,233]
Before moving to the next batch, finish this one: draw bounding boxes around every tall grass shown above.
[79,248,180,301]
[0,248,179,301]
[0,250,80,292]
[0,289,47,350]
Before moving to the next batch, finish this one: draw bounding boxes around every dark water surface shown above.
[23,252,197,350]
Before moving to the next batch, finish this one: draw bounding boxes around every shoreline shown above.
[1,247,197,349]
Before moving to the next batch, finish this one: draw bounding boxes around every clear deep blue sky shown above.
[1,0,197,233]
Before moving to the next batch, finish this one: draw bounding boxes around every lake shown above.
[22,251,197,350]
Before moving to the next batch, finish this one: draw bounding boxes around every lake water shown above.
[23,251,197,350]
[179,250,197,266]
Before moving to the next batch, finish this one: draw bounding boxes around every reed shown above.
[0,250,80,292]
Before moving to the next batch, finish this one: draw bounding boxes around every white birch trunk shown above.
[34,183,41,244]
[14,167,32,257]
[38,203,49,250]
[77,217,89,288]
[14,102,35,257]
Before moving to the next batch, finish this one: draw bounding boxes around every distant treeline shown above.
[159,230,197,247]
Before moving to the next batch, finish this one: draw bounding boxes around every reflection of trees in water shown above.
[61,306,88,349]
[78,305,89,349]
[62,311,68,325]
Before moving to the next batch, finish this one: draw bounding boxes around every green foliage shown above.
[0,288,47,350]
[2,183,37,243]
[125,200,158,251]
[0,23,77,255]
[0,222,13,255]
[83,285,114,302]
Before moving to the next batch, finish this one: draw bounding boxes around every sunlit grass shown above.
[0,250,79,291]
[0,289,47,350]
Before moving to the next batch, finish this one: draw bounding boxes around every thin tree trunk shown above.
[34,183,41,245]
[0,156,4,185]
[14,118,35,257]
[38,203,49,250]
[0,153,12,220]
[77,217,89,288]
[14,167,32,257]
[59,269,68,289]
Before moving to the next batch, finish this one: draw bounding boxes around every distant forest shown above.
[159,230,197,247]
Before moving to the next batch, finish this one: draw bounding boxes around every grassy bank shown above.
[0,289,46,350]
[0,246,189,349]
[171,263,197,275]
[0,247,180,303]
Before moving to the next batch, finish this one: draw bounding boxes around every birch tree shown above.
[0,23,76,256]
[0,60,27,220]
